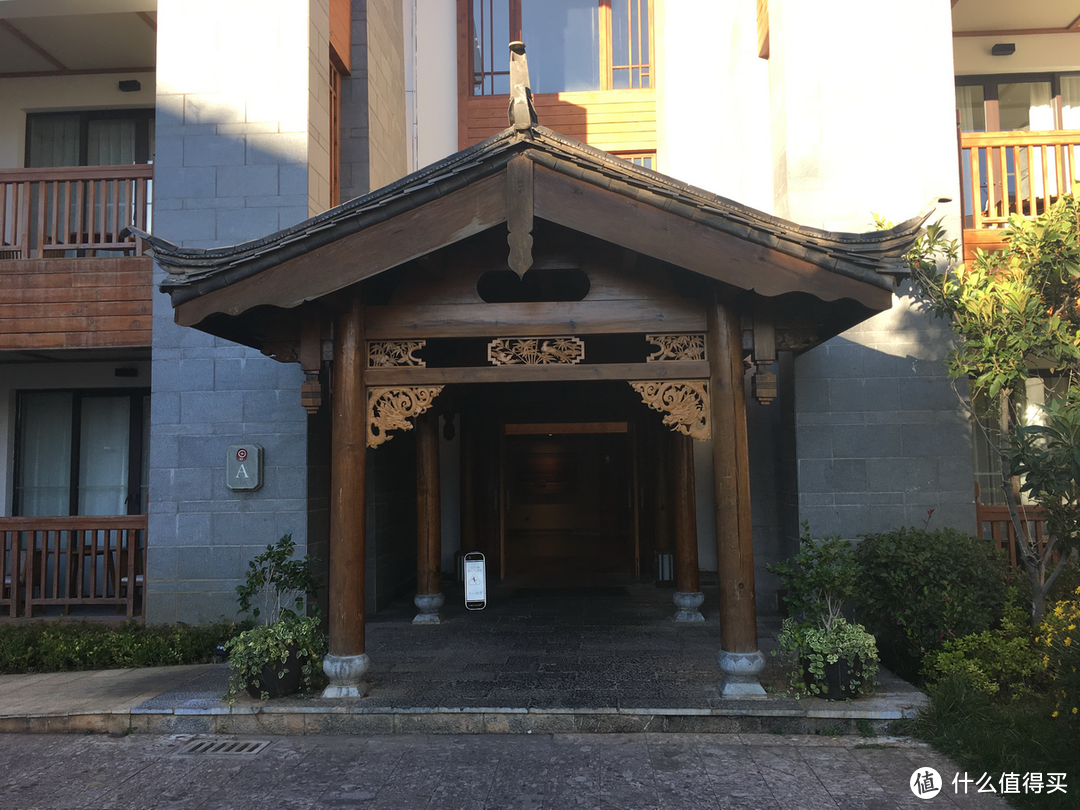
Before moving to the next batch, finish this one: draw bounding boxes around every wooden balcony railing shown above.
[0,515,147,619]
[0,165,152,260]
[974,484,1054,569]
[960,130,1079,231]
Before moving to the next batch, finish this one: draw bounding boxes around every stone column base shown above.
[717,649,767,699]
[673,591,705,622]
[413,592,445,624]
[321,653,371,698]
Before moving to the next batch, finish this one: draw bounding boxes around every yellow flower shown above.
[1053,710,1060,717]
[1073,707,1079,715]
[1067,638,1073,646]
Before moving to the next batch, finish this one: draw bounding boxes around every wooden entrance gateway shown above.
[148,50,925,699]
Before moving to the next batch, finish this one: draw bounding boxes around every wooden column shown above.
[322,296,370,697]
[460,410,478,553]
[651,423,672,565]
[708,290,766,696]
[413,410,445,623]
[671,430,704,621]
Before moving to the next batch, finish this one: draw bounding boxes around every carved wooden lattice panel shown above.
[487,337,585,365]
[629,380,710,441]
[367,386,444,448]
[368,340,426,368]
[645,334,706,362]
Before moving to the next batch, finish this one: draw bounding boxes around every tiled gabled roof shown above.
[143,124,929,307]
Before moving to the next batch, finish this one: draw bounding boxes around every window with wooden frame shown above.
[13,389,149,518]
[956,73,1080,133]
[330,59,343,207]
[469,0,653,96]
[25,109,154,168]
[615,151,655,170]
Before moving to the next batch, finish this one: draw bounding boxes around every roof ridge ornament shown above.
[508,41,538,132]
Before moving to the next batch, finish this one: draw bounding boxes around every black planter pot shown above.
[803,657,863,700]
[246,647,303,699]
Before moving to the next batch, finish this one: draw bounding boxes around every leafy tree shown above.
[905,193,1080,624]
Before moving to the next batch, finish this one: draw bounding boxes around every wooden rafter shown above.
[1,20,67,71]
[137,12,157,33]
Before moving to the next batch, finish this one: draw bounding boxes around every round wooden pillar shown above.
[671,431,704,622]
[322,296,370,697]
[413,410,444,623]
[708,292,766,697]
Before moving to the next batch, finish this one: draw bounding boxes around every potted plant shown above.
[224,534,326,700]
[767,523,879,699]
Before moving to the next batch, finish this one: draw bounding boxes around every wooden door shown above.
[501,424,634,584]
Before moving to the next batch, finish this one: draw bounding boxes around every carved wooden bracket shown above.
[752,369,777,405]
[299,307,325,414]
[751,302,777,406]
[629,380,710,441]
[646,334,706,362]
[368,340,426,368]
[488,336,584,365]
[367,386,445,448]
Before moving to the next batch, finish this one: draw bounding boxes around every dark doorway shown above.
[502,423,636,585]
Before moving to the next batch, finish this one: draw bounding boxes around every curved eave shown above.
[148,124,923,319]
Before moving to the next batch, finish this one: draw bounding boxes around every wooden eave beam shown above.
[0,66,156,80]
[364,298,706,339]
[364,361,710,386]
[953,26,1080,37]
[173,171,509,328]
[531,164,893,312]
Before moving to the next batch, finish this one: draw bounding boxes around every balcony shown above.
[0,165,153,352]
[960,130,1080,260]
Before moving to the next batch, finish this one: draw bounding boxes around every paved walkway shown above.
[0,582,925,736]
[0,731,1012,809]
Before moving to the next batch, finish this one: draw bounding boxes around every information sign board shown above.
[464,552,486,610]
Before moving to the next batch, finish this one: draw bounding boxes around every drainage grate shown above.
[178,739,271,756]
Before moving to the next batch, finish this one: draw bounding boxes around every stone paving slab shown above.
[0,582,927,736]
[0,732,1014,809]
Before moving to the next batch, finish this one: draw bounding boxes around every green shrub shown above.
[912,673,1080,810]
[854,526,1010,681]
[1039,586,1080,722]
[924,590,1047,702]
[0,620,243,674]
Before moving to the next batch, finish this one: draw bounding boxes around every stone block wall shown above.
[340,0,407,202]
[148,0,331,623]
[794,289,975,539]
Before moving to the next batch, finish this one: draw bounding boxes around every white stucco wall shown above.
[407,0,457,170]
[655,0,772,212]
[769,0,961,232]
[954,35,1080,76]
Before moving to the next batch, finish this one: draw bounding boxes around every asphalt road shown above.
[0,732,1015,810]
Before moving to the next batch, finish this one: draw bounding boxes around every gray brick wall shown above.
[147,0,323,623]
[340,0,407,202]
[794,286,976,540]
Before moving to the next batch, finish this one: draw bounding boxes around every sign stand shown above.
[464,552,486,610]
